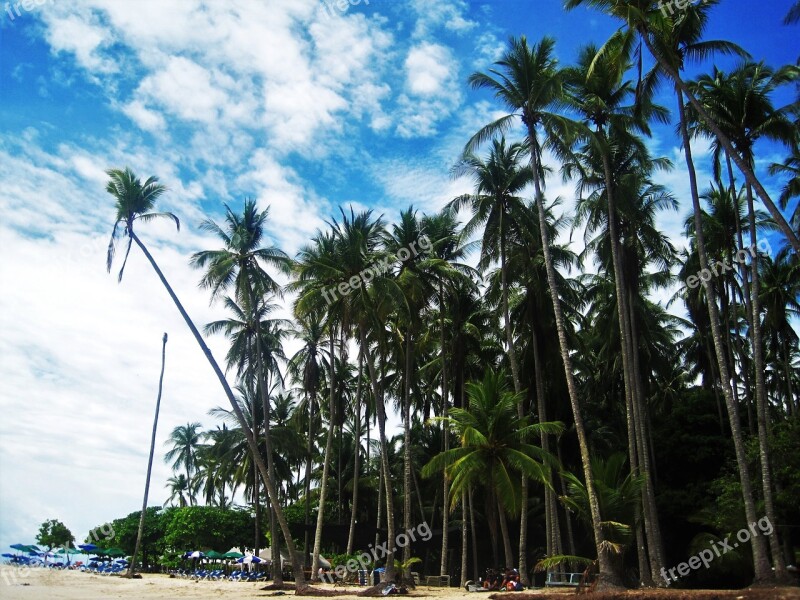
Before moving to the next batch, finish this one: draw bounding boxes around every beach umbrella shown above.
[105,548,126,558]
[9,544,29,552]
[78,544,98,552]
[237,555,262,564]
[206,550,224,560]
[222,551,243,559]
[2,553,14,558]
[188,550,204,559]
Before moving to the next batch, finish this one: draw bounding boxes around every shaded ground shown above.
[490,587,800,599]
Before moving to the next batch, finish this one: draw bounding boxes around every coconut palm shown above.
[163,422,203,505]
[105,170,306,586]
[422,368,563,570]
[165,474,192,507]
[466,36,620,589]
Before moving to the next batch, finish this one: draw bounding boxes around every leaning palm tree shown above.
[126,332,168,578]
[105,168,307,586]
[466,36,621,589]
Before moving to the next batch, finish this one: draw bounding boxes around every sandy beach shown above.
[0,566,513,600]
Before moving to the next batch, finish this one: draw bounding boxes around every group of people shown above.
[481,567,524,591]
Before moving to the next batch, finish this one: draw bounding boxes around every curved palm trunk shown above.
[360,323,396,582]
[468,486,479,581]
[347,352,365,554]
[312,329,337,579]
[639,30,800,254]
[673,97,773,582]
[126,332,168,578]
[745,183,787,579]
[523,142,621,589]
[127,231,307,587]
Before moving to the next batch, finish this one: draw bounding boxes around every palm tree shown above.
[466,36,621,589]
[422,368,563,570]
[164,422,203,505]
[127,332,168,578]
[165,474,191,507]
[105,169,307,586]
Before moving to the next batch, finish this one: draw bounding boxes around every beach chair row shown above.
[80,563,126,575]
[171,568,269,582]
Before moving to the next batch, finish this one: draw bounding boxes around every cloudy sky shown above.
[0,0,797,553]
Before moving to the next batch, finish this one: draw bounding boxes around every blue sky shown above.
[0,0,797,554]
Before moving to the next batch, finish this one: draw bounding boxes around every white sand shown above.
[0,566,549,600]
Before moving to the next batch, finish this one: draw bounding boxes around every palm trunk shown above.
[303,390,315,566]
[312,329,337,580]
[523,138,620,589]
[673,96,773,582]
[360,323,396,581]
[440,283,450,577]
[745,182,787,579]
[500,210,528,581]
[127,231,306,587]
[639,29,800,254]
[460,489,468,587]
[599,143,662,585]
[347,352,365,554]
[497,495,513,568]
[469,486,479,581]
[126,332,168,578]
[403,328,413,569]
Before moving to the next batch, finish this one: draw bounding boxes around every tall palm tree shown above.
[105,170,307,586]
[466,36,621,589]
[164,422,203,505]
[127,332,168,578]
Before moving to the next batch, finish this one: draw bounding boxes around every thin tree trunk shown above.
[347,351,365,555]
[126,332,168,578]
[673,95,773,582]
[461,489,468,587]
[497,495,513,569]
[745,182,787,579]
[360,324,396,581]
[128,231,306,586]
[403,329,413,569]
[440,283,450,577]
[303,390,315,567]
[312,329,337,580]
[523,140,619,589]
[469,486,479,581]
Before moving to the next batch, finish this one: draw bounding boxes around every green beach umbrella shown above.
[105,548,125,557]
[206,550,224,559]
[222,551,243,559]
